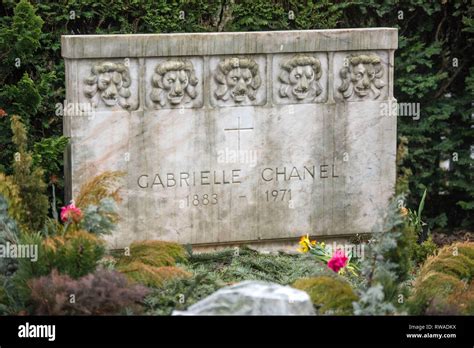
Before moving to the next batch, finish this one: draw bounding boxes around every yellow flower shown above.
[400,207,408,217]
[297,245,309,253]
[299,234,308,244]
[298,234,316,253]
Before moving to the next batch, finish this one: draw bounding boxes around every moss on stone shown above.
[456,243,474,264]
[292,276,358,315]
[408,242,474,315]
[448,281,474,314]
[422,254,472,279]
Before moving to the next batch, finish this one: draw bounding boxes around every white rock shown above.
[172,280,315,315]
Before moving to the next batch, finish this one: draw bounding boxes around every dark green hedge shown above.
[0,0,472,229]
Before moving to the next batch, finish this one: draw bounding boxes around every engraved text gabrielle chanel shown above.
[137,164,339,189]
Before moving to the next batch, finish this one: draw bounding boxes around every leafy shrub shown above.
[9,170,123,302]
[354,197,406,315]
[292,276,357,315]
[0,0,42,71]
[412,237,438,265]
[10,115,48,232]
[446,282,474,315]
[3,170,123,305]
[408,241,474,315]
[456,242,474,260]
[353,284,401,316]
[28,269,150,315]
[389,190,431,282]
[387,221,417,282]
[57,171,124,237]
[42,230,106,278]
[354,197,410,315]
[78,197,118,236]
[0,275,8,314]
[422,242,474,277]
[11,230,49,302]
[32,135,68,187]
[424,254,472,279]
[11,229,105,304]
[415,272,467,315]
[40,217,65,237]
[144,271,225,316]
[224,253,326,284]
[0,194,20,276]
[144,248,330,315]
[395,136,411,195]
[114,240,189,287]
[189,247,328,285]
[117,262,191,288]
[0,0,46,175]
[0,174,23,223]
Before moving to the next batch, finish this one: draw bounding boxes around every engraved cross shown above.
[224,115,253,151]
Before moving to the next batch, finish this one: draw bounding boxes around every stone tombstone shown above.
[61,29,398,248]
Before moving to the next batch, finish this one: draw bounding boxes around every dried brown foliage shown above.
[28,268,150,315]
[75,171,125,209]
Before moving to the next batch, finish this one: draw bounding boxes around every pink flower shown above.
[60,203,82,223]
[327,249,348,273]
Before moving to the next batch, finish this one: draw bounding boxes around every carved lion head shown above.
[150,60,199,108]
[214,57,262,103]
[84,62,132,108]
[338,54,385,99]
[279,54,323,101]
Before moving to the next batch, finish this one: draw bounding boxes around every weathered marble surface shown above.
[62,29,397,248]
[173,281,315,315]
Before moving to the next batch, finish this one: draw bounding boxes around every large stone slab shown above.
[62,29,398,248]
[172,281,315,315]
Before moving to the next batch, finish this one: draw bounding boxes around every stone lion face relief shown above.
[214,57,262,103]
[279,54,323,101]
[150,60,199,108]
[84,62,132,108]
[338,54,385,99]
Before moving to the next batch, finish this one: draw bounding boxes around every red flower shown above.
[0,109,7,118]
[327,249,348,273]
[60,203,82,223]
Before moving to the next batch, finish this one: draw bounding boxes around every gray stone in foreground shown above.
[172,280,315,315]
